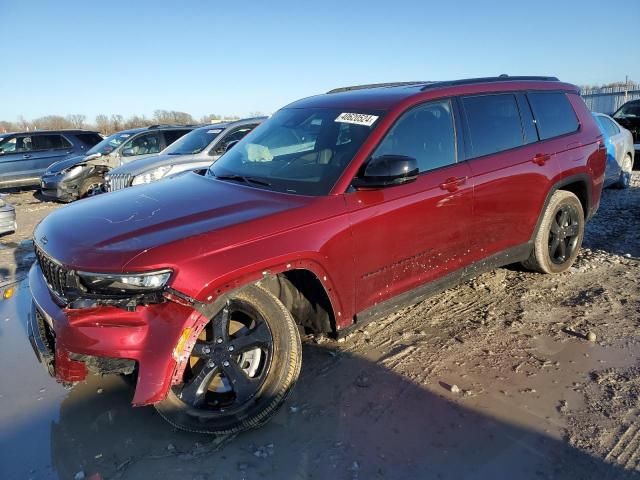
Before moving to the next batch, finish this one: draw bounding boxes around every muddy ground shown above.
[0,176,639,480]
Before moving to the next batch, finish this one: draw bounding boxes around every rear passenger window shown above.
[527,92,579,140]
[164,130,190,146]
[32,134,72,151]
[462,94,523,158]
[373,99,456,173]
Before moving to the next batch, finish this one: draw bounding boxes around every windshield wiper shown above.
[214,173,272,187]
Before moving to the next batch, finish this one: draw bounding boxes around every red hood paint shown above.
[34,172,316,272]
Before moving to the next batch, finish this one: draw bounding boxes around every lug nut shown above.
[223,361,230,367]
[228,345,234,352]
[202,346,211,354]
[207,360,215,368]
[216,338,223,344]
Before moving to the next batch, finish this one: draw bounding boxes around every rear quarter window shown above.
[527,92,579,140]
[75,133,103,147]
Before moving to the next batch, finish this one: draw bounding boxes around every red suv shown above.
[28,76,605,434]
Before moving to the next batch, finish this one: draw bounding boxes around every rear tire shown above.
[522,190,584,274]
[614,154,633,189]
[155,285,302,434]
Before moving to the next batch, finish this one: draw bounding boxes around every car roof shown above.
[286,76,577,111]
[0,129,100,136]
[192,117,268,132]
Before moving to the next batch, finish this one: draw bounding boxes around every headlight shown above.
[61,165,84,178]
[77,269,172,294]
[131,166,172,185]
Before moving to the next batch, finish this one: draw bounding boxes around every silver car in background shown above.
[593,113,635,189]
[0,194,16,235]
[106,117,266,191]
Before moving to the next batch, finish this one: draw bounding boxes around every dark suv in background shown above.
[0,130,102,188]
[612,99,640,157]
[28,76,605,436]
[40,124,194,201]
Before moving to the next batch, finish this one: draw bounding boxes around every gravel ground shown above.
[0,175,639,480]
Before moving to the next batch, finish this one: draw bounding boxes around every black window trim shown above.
[357,97,461,179]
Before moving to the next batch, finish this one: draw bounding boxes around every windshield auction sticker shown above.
[335,112,379,127]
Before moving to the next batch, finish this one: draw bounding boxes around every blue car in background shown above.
[592,113,635,189]
[0,130,103,188]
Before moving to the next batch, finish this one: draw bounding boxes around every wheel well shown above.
[558,180,589,216]
[258,269,336,336]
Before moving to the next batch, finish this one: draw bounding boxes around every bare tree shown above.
[66,114,86,129]
[95,114,110,134]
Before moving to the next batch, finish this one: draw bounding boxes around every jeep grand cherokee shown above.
[28,76,605,434]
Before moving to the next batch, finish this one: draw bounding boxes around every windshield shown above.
[208,108,381,195]
[86,132,133,155]
[614,102,640,119]
[165,127,222,155]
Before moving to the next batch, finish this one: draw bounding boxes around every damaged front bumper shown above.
[40,175,81,202]
[28,263,208,405]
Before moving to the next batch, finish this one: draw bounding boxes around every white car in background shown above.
[593,113,634,188]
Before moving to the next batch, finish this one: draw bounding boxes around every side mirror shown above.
[352,154,418,189]
[121,148,134,157]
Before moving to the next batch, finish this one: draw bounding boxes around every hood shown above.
[109,152,201,176]
[46,155,89,174]
[34,172,314,272]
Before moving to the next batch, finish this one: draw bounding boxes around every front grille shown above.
[107,173,133,192]
[35,245,70,299]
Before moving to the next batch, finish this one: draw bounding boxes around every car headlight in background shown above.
[77,269,172,294]
[61,165,84,178]
[131,166,172,185]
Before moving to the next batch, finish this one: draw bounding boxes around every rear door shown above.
[461,92,561,262]
[347,99,473,313]
[30,134,75,175]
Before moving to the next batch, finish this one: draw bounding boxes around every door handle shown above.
[439,176,467,193]
[22,154,32,159]
[532,153,551,166]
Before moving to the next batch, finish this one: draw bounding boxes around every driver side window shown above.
[373,100,456,173]
[122,132,162,156]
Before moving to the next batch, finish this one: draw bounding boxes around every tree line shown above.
[0,110,264,135]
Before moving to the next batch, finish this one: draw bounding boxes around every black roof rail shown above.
[147,123,200,129]
[327,81,431,94]
[419,75,560,91]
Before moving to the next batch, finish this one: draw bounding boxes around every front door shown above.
[346,99,473,313]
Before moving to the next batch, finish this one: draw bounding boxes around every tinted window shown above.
[462,94,523,158]
[32,134,72,151]
[163,129,191,146]
[75,133,103,147]
[528,92,579,140]
[373,99,456,172]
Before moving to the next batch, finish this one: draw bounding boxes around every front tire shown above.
[522,190,584,274]
[79,176,104,198]
[155,285,302,434]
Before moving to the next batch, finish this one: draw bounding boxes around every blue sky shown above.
[0,0,638,121]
